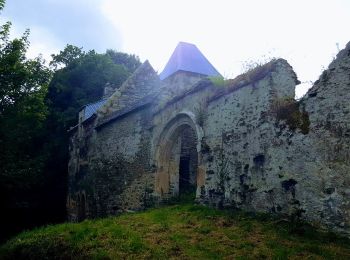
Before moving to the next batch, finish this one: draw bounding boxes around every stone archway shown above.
[154,113,205,199]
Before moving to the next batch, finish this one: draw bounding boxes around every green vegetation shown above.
[270,98,310,134]
[0,0,53,241]
[1,202,349,259]
[47,45,138,129]
[208,76,228,87]
[0,0,141,242]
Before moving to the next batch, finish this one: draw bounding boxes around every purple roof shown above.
[159,42,221,80]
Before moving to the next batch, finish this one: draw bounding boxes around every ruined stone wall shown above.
[151,55,349,236]
[67,130,80,221]
[67,61,160,221]
[67,107,154,220]
[272,46,350,235]
[67,117,97,221]
[68,44,350,236]
[91,107,154,216]
[203,60,297,208]
[200,52,350,236]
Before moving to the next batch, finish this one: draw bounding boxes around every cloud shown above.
[101,0,350,98]
[1,0,123,54]
[2,0,350,98]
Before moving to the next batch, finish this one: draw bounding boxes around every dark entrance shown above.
[77,194,86,221]
[155,115,200,199]
[178,127,198,195]
[179,156,191,193]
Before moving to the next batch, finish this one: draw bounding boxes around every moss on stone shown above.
[270,98,310,134]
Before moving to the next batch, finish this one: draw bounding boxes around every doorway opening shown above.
[77,193,86,221]
[155,114,200,199]
[178,126,198,196]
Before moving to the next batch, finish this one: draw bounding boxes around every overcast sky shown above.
[1,0,350,97]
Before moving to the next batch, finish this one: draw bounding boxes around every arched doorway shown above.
[155,114,202,199]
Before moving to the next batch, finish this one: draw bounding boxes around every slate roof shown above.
[159,42,221,80]
[83,99,107,121]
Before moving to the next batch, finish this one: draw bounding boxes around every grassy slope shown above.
[1,203,349,259]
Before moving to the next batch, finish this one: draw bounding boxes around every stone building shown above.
[68,42,350,236]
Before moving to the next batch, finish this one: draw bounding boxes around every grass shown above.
[1,201,349,259]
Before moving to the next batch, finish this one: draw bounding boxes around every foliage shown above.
[0,0,4,12]
[0,25,51,113]
[270,98,310,134]
[50,44,84,69]
[44,46,140,177]
[1,203,349,259]
[106,49,141,73]
[0,5,53,243]
[0,0,141,242]
[46,47,130,128]
[208,76,228,87]
[0,0,51,174]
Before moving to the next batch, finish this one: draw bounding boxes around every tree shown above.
[46,48,131,128]
[0,20,51,180]
[0,15,51,191]
[106,49,141,73]
[0,0,52,242]
[0,26,50,113]
[0,0,4,11]
[50,44,84,69]
[0,0,142,240]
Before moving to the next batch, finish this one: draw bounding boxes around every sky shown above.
[1,0,350,98]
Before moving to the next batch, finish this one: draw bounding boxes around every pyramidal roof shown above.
[159,42,221,80]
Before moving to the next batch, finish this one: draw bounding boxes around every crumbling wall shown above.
[202,59,297,208]
[89,107,154,217]
[67,117,98,221]
[67,61,160,221]
[201,51,350,236]
[67,44,350,237]
[67,130,80,221]
[276,44,350,235]
[150,55,349,236]
[67,102,155,221]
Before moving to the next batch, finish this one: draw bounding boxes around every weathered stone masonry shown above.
[68,42,350,237]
